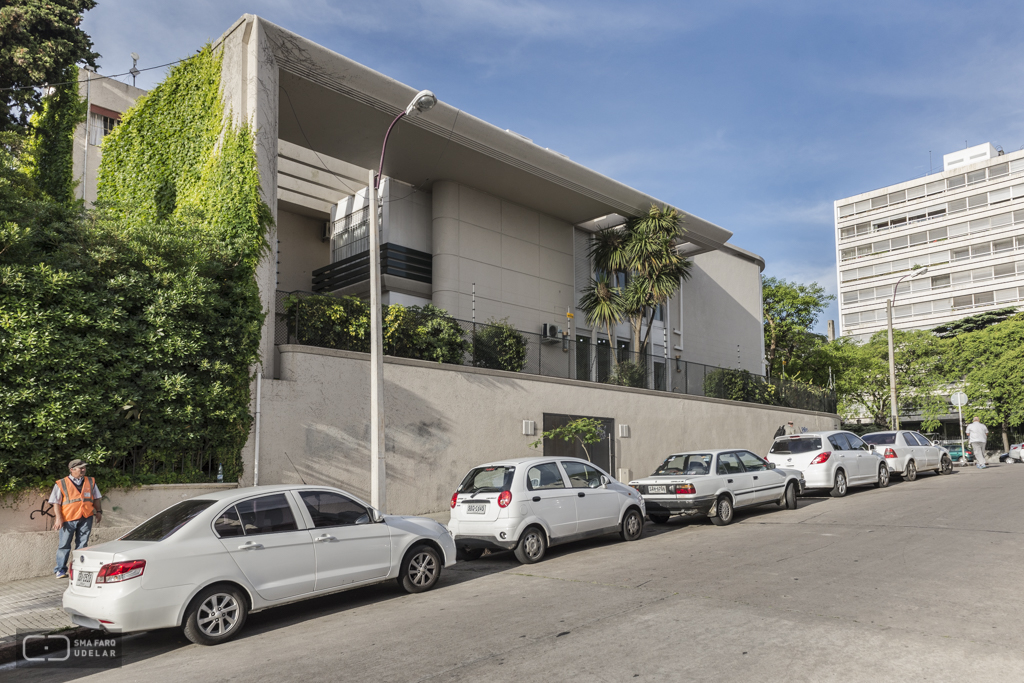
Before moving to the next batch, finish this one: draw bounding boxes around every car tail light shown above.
[450,492,459,508]
[884,448,898,459]
[497,490,512,508]
[68,557,73,581]
[809,452,831,465]
[673,484,696,494]
[630,484,642,493]
[96,560,146,584]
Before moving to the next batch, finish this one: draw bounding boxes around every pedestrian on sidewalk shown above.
[784,421,798,435]
[50,460,103,578]
[966,417,989,469]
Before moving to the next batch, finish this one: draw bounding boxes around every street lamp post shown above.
[368,89,437,513]
[886,266,929,430]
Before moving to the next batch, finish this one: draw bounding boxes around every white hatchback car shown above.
[448,457,645,564]
[766,431,889,497]
[862,430,953,479]
[63,485,456,645]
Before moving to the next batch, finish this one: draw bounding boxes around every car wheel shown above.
[875,464,890,488]
[710,496,734,526]
[513,526,547,564]
[457,547,485,562]
[620,508,644,541]
[830,470,848,498]
[905,460,917,482]
[182,585,248,646]
[648,513,670,524]
[399,544,442,593]
[940,456,953,475]
[783,482,799,509]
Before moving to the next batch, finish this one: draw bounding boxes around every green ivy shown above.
[0,46,271,492]
[23,64,85,204]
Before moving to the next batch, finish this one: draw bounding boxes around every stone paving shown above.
[0,576,72,643]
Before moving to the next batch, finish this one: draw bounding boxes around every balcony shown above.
[311,244,432,294]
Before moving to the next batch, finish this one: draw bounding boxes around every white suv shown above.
[766,431,889,497]
[447,457,646,564]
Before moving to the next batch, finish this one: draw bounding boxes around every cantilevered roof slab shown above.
[235,16,734,253]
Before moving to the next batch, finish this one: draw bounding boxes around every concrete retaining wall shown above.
[241,345,838,514]
[0,483,237,582]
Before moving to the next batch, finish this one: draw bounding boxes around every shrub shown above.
[472,318,528,372]
[609,360,648,388]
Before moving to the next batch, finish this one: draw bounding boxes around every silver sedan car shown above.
[862,430,953,480]
[63,485,456,645]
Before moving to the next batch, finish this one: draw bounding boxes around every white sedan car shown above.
[628,449,804,526]
[63,485,456,645]
[861,430,953,479]
[766,431,889,497]
[448,457,645,564]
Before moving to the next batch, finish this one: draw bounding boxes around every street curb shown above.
[0,626,93,666]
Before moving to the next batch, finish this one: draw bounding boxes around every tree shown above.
[835,329,947,430]
[578,271,625,369]
[0,0,98,131]
[762,277,834,380]
[933,307,1018,338]
[947,313,1024,452]
[23,64,86,203]
[530,418,603,462]
[580,205,692,370]
[472,318,527,372]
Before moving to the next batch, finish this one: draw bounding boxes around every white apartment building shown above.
[835,143,1024,340]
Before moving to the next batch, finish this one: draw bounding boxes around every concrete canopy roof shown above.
[227,15,740,255]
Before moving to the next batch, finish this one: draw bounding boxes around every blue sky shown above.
[82,1,1024,332]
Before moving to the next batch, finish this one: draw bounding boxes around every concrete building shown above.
[202,16,832,512]
[70,68,147,205]
[836,143,1024,341]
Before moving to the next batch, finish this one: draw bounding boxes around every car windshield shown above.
[458,466,515,493]
[770,437,823,454]
[862,433,897,445]
[121,500,214,542]
[654,454,712,476]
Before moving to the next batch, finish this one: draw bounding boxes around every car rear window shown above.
[122,500,214,542]
[459,466,515,493]
[655,454,712,475]
[862,433,897,445]
[769,437,823,454]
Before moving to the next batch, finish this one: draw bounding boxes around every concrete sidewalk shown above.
[0,510,452,645]
[0,576,72,643]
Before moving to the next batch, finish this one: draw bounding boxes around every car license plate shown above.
[466,504,486,514]
[75,571,93,587]
[648,485,666,494]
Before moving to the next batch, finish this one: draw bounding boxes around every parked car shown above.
[765,431,889,497]
[628,449,805,527]
[63,485,455,645]
[447,457,645,564]
[861,430,953,479]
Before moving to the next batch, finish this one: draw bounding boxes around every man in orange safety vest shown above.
[50,459,103,579]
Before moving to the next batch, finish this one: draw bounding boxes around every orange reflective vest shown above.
[56,476,97,521]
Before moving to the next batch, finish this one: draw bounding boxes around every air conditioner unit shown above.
[541,323,562,344]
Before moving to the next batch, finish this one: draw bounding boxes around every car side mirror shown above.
[369,508,384,523]
[768,462,776,469]
[600,475,609,488]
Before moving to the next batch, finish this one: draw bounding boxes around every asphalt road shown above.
[11,464,1024,682]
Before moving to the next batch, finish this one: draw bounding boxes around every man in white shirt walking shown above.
[966,417,989,469]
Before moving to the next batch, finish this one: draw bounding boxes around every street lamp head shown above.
[405,90,437,117]
[911,266,929,278]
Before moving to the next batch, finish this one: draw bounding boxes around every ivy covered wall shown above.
[0,46,271,492]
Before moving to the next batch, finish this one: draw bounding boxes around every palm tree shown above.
[587,205,692,356]
[578,272,625,368]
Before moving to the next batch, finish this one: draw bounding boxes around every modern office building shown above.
[835,143,1024,341]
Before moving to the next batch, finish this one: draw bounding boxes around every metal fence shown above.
[275,290,836,414]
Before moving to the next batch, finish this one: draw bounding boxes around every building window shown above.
[87,112,119,146]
